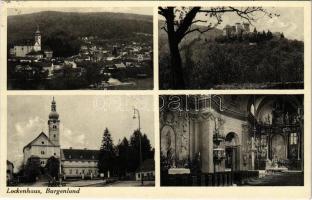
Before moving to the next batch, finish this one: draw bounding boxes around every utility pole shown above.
[133,107,143,185]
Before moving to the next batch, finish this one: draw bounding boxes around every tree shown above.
[129,130,154,172]
[45,30,81,57]
[98,128,115,177]
[281,32,285,39]
[45,156,60,179]
[24,156,41,182]
[267,30,273,40]
[159,6,277,89]
[116,137,130,177]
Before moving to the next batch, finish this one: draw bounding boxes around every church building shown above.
[160,95,303,181]
[23,97,99,179]
[10,26,52,59]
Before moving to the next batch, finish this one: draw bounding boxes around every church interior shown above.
[160,95,304,186]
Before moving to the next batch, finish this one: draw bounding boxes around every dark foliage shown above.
[98,128,115,177]
[8,11,152,57]
[159,32,303,89]
[97,128,154,178]
[45,156,60,179]
[23,156,42,182]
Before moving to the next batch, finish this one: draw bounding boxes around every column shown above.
[189,119,194,160]
[251,137,255,170]
[200,114,215,173]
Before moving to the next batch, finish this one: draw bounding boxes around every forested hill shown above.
[158,22,304,89]
[8,11,153,45]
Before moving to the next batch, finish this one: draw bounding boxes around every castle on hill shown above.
[222,22,250,37]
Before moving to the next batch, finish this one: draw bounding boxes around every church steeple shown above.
[49,96,59,119]
[36,25,40,34]
[48,97,60,145]
[34,24,41,52]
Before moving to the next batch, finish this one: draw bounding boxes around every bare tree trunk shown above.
[166,9,185,89]
[168,36,185,89]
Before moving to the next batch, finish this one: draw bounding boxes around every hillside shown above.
[8,11,153,45]
[158,20,223,55]
[158,21,304,89]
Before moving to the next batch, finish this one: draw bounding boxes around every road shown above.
[19,180,155,187]
[93,180,155,187]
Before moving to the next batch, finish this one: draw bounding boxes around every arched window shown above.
[290,133,298,145]
[41,151,45,155]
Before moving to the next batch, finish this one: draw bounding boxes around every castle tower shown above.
[34,25,41,52]
[243,23,250,32]
[48,97,60,146]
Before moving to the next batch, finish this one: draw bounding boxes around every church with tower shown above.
[23,97,99,179]
[10,26,53,59]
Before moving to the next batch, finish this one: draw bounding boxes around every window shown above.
[69,169,72,174]
[290,133,298,145]
[41,141,44,144]
[41,151,45,155]
[76,169,78,174]
[41,161,45,165]
[54,153,56,156]
[54,134,56,138]
[260,135,267,146]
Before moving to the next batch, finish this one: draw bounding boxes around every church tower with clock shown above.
[48,97,60,145]
[34,25,41,52]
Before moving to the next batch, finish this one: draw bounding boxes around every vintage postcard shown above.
[158,6,305,90]
[0,0,311,199]
[160,94,304,186]
[7,95,155,187]
[7,7,153,90]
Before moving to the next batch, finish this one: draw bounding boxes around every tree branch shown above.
[175,7,201,42]
[161,26,168,33]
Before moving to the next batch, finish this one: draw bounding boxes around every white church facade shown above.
[10,26,53,59]
[23,98,99,179]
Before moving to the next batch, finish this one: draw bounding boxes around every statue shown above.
[285,112,289,124]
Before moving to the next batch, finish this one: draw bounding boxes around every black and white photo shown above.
[160,95,304,186]
[159,7,304,89]
[7,7,153,90]
[7,95,155,187]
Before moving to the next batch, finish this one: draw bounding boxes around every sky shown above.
[216,7,304,41]
[160,7,304,41]
[8,7,153,16]
[7,95,154,170]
